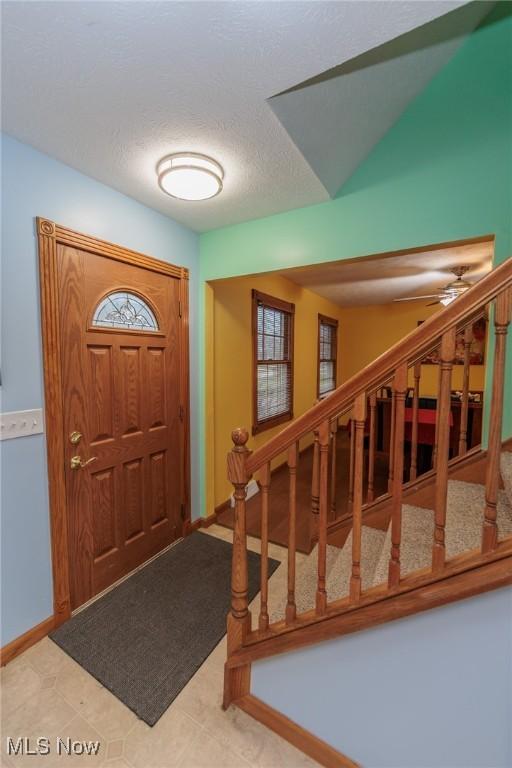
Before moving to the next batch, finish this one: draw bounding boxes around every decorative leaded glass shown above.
[92,291,159,331]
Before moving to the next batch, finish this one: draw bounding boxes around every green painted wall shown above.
[199,6,512,516]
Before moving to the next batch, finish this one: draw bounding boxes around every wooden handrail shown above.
[223,257,512,714]
[246,258,512,474]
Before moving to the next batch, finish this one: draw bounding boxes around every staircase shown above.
[267,461,512,624]
[222,258,512,767]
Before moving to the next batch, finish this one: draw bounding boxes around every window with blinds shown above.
[252,290,295,434]
[318,314,338,397]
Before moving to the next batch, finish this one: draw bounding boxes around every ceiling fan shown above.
[393,266,473,306]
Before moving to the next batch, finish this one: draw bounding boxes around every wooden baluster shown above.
[258,462,271,632]
[286,443,298,623]
[458,324,473,455]
[432,330,456,572]
[348,416,355,508]
[315,420,330,614]
[330,418,338,518]
[224,428,252,709]
[367,392,377,503]
[410,362,421,481]
[350,393,367,601]
[388,388,396,492]
[483,291,511,553]
[432,355,442,469]
[388,364,408,587]
[310,427,320,541]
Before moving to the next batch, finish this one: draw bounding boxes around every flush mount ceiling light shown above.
[157,153,224,201]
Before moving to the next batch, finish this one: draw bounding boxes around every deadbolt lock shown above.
[69,431,83,445]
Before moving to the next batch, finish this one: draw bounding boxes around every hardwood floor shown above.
[216,430,389,553]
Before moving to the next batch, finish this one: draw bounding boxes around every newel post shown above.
[223,428,252,709]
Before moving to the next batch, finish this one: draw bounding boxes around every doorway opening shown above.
[206,236,494,552]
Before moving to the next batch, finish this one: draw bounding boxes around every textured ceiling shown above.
[2,1,469,232]
[270,2,490,198]
[278,240,494,306]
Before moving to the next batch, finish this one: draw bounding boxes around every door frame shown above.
[37,217,191,626]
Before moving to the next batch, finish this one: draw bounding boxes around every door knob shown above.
[70,455,97,470]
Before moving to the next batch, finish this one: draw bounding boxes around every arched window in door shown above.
[92,291,159,331]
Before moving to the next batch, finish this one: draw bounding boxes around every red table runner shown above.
[404,407,453,445]
[348,406,453,447]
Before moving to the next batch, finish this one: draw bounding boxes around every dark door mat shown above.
[50,532,280,725]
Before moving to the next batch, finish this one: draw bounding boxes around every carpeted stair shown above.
[372,504,434,585]
[268,528,387,622]
[501,450,512,508]
[269,451,512,623]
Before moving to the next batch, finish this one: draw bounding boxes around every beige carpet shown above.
[373,504,434,586]
[269,451,512,624]
[501,450,512,509]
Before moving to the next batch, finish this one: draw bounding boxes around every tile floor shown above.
[1,525,318,768]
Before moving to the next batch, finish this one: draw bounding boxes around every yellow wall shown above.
[339,302,486,395]
[210,273,345,507]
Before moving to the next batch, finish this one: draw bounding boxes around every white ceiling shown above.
[278,240,494,306]
[2,1,475,233]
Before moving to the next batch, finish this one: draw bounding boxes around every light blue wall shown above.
[0,134,199,645]
[252,586,512,767]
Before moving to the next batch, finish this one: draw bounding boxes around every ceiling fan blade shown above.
[393,294,443,302]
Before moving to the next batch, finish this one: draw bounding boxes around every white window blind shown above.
[318,318,337,396]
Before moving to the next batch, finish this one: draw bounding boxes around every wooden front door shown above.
[51,231,188,610]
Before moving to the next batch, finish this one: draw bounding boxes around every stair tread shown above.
[373,504,434,586]
[268,542,340,623]
[328,526,387,602]
[373,479,512,585]
[268,459,512,624]
[296,542,341,615]
[445,478,512,556]
[268,528,387,622]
